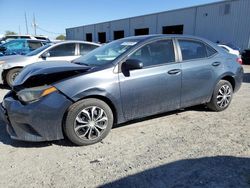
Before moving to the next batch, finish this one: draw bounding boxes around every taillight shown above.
[236,57,243,64]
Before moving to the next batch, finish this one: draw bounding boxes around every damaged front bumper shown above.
[0,90,73,142]
[0,64,4,84]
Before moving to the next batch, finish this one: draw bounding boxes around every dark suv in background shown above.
[242,49,250,64]
[0,35,243,146]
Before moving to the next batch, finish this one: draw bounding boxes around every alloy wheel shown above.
[11,72,19,83]
[74,106,108,140]
[216,84,232,108]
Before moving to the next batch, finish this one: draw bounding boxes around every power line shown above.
[32,13,38,35]
[36,26,65,35]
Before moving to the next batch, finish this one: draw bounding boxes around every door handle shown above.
[212,62,221,66]
[168,69,181,75]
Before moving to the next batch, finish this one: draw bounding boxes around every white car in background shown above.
[0,35,50,44]
[218,44,241,57]
[0,41,100,86]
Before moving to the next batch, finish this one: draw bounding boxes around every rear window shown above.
[20,36,31,39]
[35,36,47,40]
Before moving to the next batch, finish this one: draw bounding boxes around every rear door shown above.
[119,39,182,120]
[45,43,77,61]
[177,39,218,108]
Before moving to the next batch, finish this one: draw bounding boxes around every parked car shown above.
[224,43,241,51]
[242,49,250,65]
[0,35,50,44]
[218,44,241,57]
[0,41,101,86]
[0,35,243,146]
[0,39,49,57]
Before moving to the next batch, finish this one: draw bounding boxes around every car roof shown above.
[120,34,220,50]
[4,39,48,42]
[4,35,33,37]
[4,34,48,38]
[52,40,101,46]
[121,34,211,41]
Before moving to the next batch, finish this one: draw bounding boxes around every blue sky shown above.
[0,0,220,39]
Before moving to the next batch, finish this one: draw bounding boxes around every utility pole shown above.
[32,13,38,35]
[18,25,21,35]
[24,12,29,34]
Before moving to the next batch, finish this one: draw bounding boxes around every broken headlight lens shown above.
[17,85,57,103]
[0,61,5,67]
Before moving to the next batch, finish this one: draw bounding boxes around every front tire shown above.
[207,80,233,111]
[64,98,114,146]
[5,68,22,87]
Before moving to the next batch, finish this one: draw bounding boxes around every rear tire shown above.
[207,80,233,111]
[64,98,113,146]
[5,68,22,87]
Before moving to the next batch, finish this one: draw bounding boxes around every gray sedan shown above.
[0,41,100,86]
[0,35,244,146]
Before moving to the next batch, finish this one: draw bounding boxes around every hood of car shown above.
[13,61,91,91]
[0,55,28,62]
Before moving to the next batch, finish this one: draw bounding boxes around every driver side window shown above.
[129,40,175,67]
[48,43,75,57]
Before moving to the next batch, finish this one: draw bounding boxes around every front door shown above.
[119,39,182,121]
[45,43,77,62]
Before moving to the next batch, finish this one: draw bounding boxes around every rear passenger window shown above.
[179,40,208,61]
[80,44,98,55]
[129,40,175,67]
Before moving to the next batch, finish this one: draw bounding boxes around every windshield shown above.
[26,44,51,56]
[73,39,139,66]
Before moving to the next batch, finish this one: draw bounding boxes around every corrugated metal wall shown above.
[195,0,250,49]
[66,0,250,49]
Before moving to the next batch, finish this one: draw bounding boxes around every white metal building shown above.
[66,0,250,49]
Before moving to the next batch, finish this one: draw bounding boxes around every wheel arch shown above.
[208,73,236,102]
[220,74,236,91]
[62,93,119,127]
[79,95,118,125]
[2,66,23,84]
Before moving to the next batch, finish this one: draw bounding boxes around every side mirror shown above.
[124,59,143,70]
[41,52,50,59]
[0,46,7,52]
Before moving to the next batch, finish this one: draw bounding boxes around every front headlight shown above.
[2,63,11,69]
[17,85,57,103]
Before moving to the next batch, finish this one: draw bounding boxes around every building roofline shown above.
[66,0,239,30]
